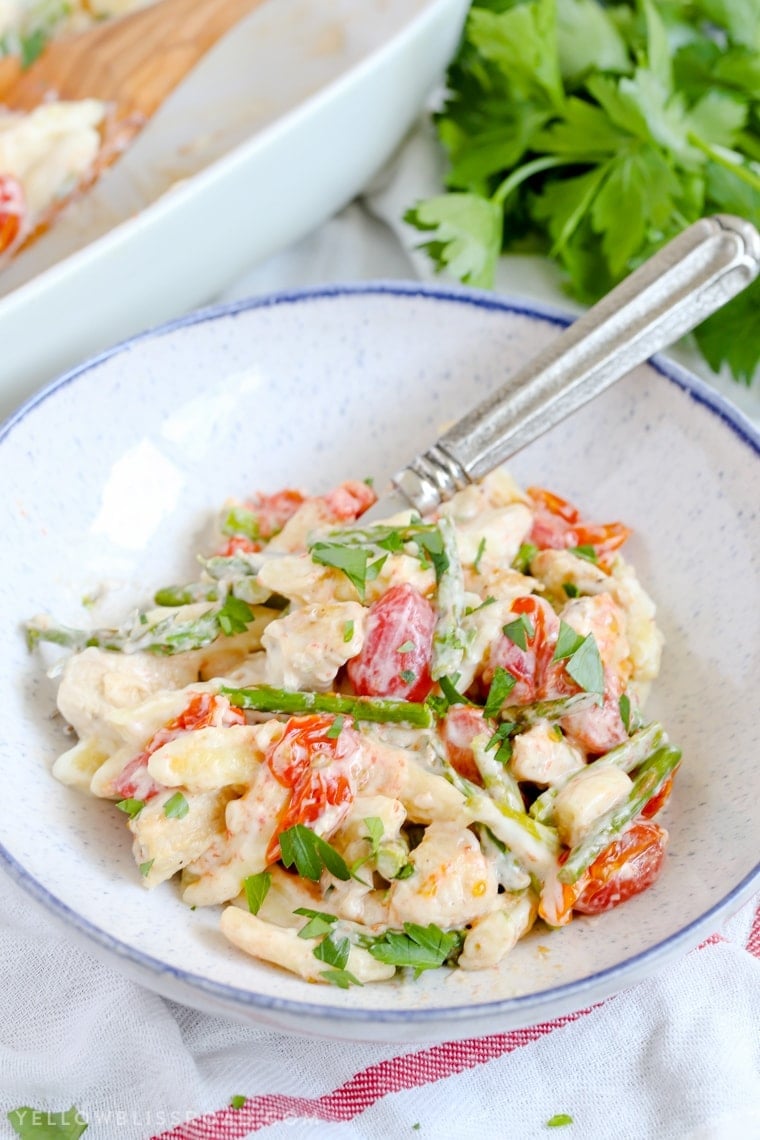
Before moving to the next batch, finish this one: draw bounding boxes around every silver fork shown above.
[366,214,760,521]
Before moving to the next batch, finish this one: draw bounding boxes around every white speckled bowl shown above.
[1,284,758,1042]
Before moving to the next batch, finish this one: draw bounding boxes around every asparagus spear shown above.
[430,514,469,680]
[502,691,602,726]
[530,722,666,823]
[219,684,433,728]
[26,595,258,656]
[558,744,682,884]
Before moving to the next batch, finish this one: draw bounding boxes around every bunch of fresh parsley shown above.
[405,0,760,382]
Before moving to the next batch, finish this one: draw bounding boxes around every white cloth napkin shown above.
[2,122,759,1140]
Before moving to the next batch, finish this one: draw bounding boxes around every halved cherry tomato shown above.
[347,582,435,702]
[527,486,631,570]
[0,174,25,256]
[560,668,628,755]
[321,479,376,521]
[483,594,560,704]
[641,771,678,819]
[112,692,245,801]
[573,821,668,914]
[218,535,259,557]
[439,705,492,784]
[265,713,362,861]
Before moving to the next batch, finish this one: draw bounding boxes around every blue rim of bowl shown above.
[1,281,758,1027]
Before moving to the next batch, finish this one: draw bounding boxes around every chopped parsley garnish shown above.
[512,542,538,573]
[229,1096,247,1110]
[473,536,487,571]
[483,666,517,717]
[313,930,351,969]
[565,634,604,695]
[563,582,580,598]
[569,544,598,563]
[366,922,464,976]
[363,816,384,855]
[115,798,144,819]
[279,825,351,882]
[485,721,519,765]
[294,908,339,939]
[326,714,345,739]
[502,614,535,651]
[243,871,271,915]
[321,967,363,988]
[547,1114,574,1128]
[163,792,189,820]
[8,1105,88,1139]
[343,619,355,643]
[399,669,417,685]
[394,862,415,880]
[397,640,415,653]
[221,505,262,542]
[310,542,387,600]
[552,621,586,662]
[217,596,256,637]
[139,860,154,878]
[619,693,632,733]
[437,674,471,708]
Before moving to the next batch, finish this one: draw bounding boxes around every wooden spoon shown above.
[0,0,269,154]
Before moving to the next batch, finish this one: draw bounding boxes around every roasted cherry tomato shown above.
[0,174,25,256]
[439,705,492,784]
[573,821,668,914]
[112,692,245,801]
[641,771,678,819]
[483,594,560,704]
[527,486,631,570]
[265,713,362,861]
[347,582,435,702]
[321,479,376,521]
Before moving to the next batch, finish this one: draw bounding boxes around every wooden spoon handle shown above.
[2,0,268,117]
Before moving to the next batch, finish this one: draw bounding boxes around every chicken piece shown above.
[262,601,365,691]
[610,561,664,684]
[553,765,633,848]
[530,548,611,606]
[388,822,497,929]
[509,723,585,786]
[256,554,357,606]
[130,787,234,887]
[56,646,199,743]
[455,503,533,579]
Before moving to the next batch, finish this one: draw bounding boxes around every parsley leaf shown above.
[503,614,535,651]
[547,1113,574,1128]
[320,967,363,988]
[294,908,339,939]
[367,923,464,976]
[279,825,351,882]
[313,931,351,969]
[115,798,144,818]
[8,1106,88,1139]
[139,860,154,878]
[217,596,255,637]
[229,1095,247,1110]
[163,792,189,820]
[243,871,271,915]
[311,542,387,600]
[552,620,586,661]
[566,633,605,695]
[406,0,760,384]
[485,720,519,765]
[483,666,517,717]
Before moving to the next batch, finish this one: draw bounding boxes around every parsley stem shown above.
[687,133,760,194]
[220,684,433,727]
[491,155,577,208]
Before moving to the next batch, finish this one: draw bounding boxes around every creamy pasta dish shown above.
[28,470,680,986]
